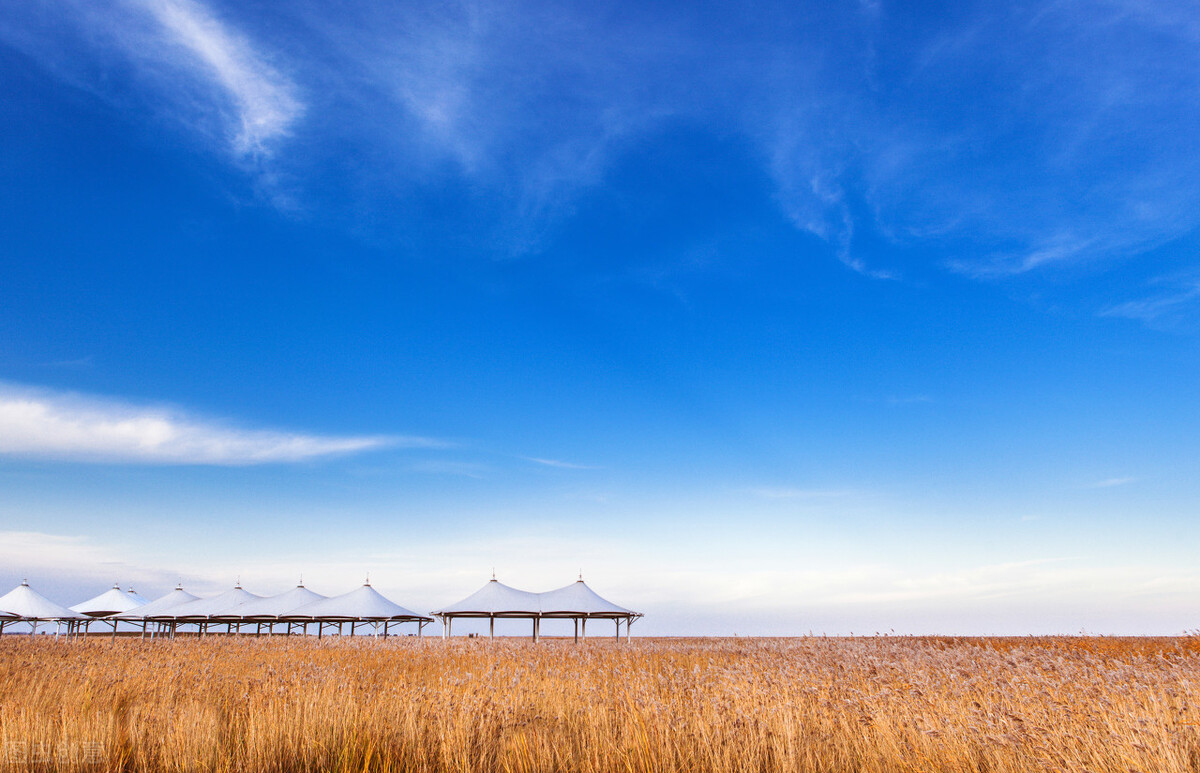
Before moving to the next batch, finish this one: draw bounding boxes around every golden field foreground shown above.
[1,636,1198,772]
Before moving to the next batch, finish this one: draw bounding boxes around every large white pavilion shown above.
[433,575,642,641]
[285,581,432,637]
[0,580,85,635]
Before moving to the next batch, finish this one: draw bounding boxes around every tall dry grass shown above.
[1,635,1198,772]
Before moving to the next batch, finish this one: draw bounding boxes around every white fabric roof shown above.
[0,581,84,620]
[435,578,636,617]
[230,585,326,619]
[125,588,151,606]
[537,580,634,616]
[287,583,429,621]
[158,585,261,619]
[435,579,543,615]
[71,584,147,617]
[115,585,200,619]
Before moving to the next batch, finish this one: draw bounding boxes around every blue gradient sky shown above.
[2,0,1199,634]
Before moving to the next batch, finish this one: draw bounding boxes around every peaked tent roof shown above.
[0,581,84,620]
[125,588,151,606]
[71,584,147,617]
[433,578,544,616]
[287,583,430,621]
[537,579,635,617]
[116,585,200,619]
[232,584,327,619]
[157,585,261,619]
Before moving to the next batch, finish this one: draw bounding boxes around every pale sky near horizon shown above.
[2,0,1200,635]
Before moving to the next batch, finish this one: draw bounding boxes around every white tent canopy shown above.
[433,576,642,641]
[115,584,199,620]
[159,585,261,620]
[232,584,326,619]
[0,581,84,621]
[288,583,429,622]
[537,579,636,617]
[71,584,147,617]
[434,578,542,617]
[125,588,151,606]
[0,581,85,635]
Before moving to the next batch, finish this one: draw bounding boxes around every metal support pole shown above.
[582,617,587,640]
[615,619,620,640]
[574,618,579,643]
[489,616,494,640]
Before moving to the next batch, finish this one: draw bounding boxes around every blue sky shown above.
[2,0,1199,634]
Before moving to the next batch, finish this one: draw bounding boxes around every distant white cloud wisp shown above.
[0,386,409,465]
[130,0,302,156]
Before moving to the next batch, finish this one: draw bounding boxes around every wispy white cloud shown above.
[0,0,302,162]
[1082,476,1138,489]
[1101,281,1200,326]
[0,384,418,465]
[129,0,303,157]
[524,457,599,470]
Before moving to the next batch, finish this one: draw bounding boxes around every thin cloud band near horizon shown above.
[0,384,437,465]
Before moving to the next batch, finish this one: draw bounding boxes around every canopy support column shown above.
[489,616,494,640]
[574,618,579,643]
[582,618,587,640]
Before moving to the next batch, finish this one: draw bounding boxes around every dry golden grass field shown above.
[1,635,1198,772]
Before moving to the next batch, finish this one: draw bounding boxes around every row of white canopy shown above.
[433,576,639,618]
[0,576,641,637]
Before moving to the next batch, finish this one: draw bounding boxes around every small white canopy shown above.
[115,584,200,619]
[0,580,84,620]
[71,584,147,617]
[435,577,636,618]
[434,578,543,616]
[125,588,151,606]
[288,583,430,621]
[538,579,635,617]
[232,584,326,619]
[159,585,261,620]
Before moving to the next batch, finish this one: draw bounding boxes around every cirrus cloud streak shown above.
[0,385,422,465]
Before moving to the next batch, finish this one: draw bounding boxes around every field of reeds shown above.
[1,635,1198,772]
